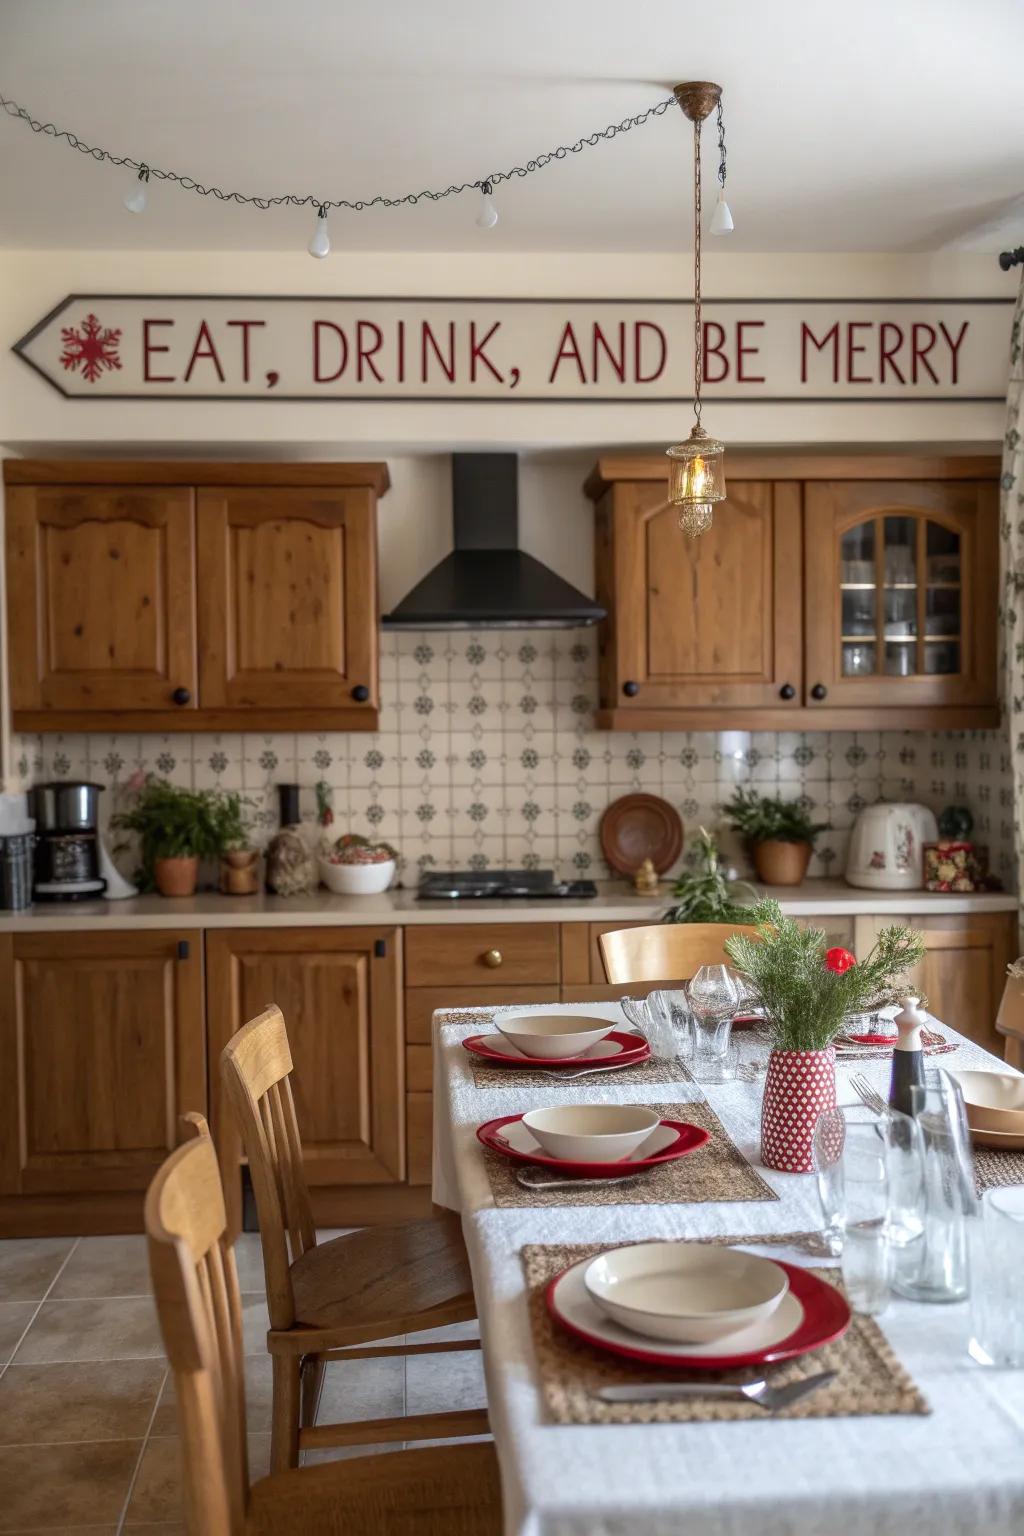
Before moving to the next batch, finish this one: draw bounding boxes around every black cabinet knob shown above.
[810,682,828,701]
[351,684,370,703]
[622,680,640,698]
[779,683,796,701]
[171,686,191,706]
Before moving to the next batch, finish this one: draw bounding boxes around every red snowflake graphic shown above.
[59,313,122,384]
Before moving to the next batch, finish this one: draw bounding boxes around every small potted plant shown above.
[723,787,828,887]
[113,777,251,897]
[662,829,756,924]
[725,902,924,1172]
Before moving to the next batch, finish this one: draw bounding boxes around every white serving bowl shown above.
[949,1070,1024,1134]
[494,1012,617,1060]
[583,1242,790,1344]
[521,1104,662,1163]
[318,857,395,896]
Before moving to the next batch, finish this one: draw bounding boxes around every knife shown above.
[596,1370,838,1410]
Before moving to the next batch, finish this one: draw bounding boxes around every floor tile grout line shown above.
[115,1362,169,1536]
[0,1236,81,1379]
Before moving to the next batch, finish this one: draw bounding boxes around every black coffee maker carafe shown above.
[30,781,106,900]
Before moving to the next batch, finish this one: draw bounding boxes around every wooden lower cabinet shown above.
[207,926,404,1231]
[0,929,203,1229]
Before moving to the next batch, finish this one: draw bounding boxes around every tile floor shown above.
[0,1232,487,1534]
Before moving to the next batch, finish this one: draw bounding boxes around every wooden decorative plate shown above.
[599,793,684,876]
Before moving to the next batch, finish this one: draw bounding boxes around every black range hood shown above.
[381,453,606,630]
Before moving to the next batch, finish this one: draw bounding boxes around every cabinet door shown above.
[0,931,203,1197]
[197,487,378,712]
[6,484,197,715]
[805,481,997,711]
[599,480,802,712]
[207,928,403,1212]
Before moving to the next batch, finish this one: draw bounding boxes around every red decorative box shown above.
[923,840,988,893]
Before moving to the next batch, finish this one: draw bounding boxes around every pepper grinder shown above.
[888,995,928,1117]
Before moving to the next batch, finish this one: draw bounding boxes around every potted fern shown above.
[112,777,251,896]
[725,901,925,1172]
[723,787,828,887]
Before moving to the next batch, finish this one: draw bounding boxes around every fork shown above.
[850,1072,890,1117]
[597,1370,838,1409]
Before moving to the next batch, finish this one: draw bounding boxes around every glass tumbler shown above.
[645,989,692,1062]
[969,1186,1024,1367]
[892,1069,977,1304]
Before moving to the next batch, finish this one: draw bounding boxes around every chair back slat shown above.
[599,922,763,984]
[220,1004,317,1330]
[145,1131,249,1536]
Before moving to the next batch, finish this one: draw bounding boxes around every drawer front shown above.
[405,924,560,988]
[405,985,562,1043]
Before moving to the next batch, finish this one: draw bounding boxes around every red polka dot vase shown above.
[761,1046,837,1173]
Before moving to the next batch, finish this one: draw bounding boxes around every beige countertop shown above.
[0,878,1016,932]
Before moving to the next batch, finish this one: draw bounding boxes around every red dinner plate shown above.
[461,1029,650,1069]
[547,1254,850,1370]
[477,1112,709,1178]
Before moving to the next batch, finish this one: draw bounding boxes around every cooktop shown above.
[416,869,598,901]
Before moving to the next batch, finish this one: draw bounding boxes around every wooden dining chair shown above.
[598,921,762,984]
[220,1004,487,1473]
[145,1122,502,1536]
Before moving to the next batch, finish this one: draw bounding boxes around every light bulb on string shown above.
[123,165,149,214]
[476,180,498,229]
[709,191,734,235]
[308,205,330,259]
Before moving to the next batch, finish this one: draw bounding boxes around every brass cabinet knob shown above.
[482,948,503,969]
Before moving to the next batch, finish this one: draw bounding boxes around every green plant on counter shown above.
[724,899,926,1052]
[723,787,828,847]
[112,777,252,890]
[662,828,756,925]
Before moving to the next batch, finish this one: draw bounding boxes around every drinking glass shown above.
[686,965,739,1080]
[969,1186,1024,1368]
[645,989,692,1062]
[892,1069,977,1304]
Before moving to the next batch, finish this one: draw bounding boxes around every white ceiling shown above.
[1,0,1023,254]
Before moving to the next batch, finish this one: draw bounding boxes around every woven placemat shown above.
[469,1052,693,1089]
[522,1238,929,1424]
[482,1098,778,1208]
[833,1028,955,1063]
[974,1143,1024,1193]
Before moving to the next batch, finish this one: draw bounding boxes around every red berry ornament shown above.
[825,946,856,975]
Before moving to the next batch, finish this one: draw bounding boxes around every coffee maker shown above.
[30,782,106,900]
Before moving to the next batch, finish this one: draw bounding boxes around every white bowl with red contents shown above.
[319,850,396,895]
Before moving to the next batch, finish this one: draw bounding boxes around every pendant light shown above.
[667,81,727,538]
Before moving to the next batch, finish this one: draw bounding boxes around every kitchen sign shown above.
[12,295,1012,402]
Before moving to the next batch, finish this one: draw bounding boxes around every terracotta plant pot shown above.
[154,855,199,897]
[753,839,812,886]
[761,1046,837,1173]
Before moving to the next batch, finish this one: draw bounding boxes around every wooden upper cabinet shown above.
[593,477,802,725]
[197,486,377,713]
[6,483,197,717]
[3,461,388,730]
[0,930,204,1198]
[804,480,998,718]
[586,454,1000,730]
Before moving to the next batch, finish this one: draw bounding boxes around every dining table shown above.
[431,1000,1024,1536]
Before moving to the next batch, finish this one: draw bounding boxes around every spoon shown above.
[515,1166,645,1191]
[597,1371,838,1411]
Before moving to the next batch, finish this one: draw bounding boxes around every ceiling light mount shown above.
[672,81,722,124]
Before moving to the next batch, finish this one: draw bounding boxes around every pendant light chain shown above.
[693,115,703,426]
[716,101,726,189]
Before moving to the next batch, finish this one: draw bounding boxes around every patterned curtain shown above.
[1000,270,1024,919]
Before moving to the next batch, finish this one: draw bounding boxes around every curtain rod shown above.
[999,247,1024,270]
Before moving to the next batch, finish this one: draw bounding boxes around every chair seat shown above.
[289,1211,475,1334]
[247,1440,502,1535]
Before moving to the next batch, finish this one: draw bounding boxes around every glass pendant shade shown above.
[667,425,726,534]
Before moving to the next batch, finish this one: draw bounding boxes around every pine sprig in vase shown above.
[724,901,925,1172]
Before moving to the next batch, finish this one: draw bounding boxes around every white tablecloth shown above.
[432,1002,1024,1536]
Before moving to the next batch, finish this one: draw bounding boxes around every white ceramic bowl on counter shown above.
[520,1104,662,1162]
[494,1012,618,1059]
[318,857,396,896]
[583,1242,790,1344]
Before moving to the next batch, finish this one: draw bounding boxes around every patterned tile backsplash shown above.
[12,629,1017,889]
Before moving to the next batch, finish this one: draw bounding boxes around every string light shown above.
[308,204,330,259]
[476,180,498,229]
[0,87,680,229]
[123,164,149,214]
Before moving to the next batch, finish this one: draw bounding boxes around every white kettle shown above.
[845,802,938,891]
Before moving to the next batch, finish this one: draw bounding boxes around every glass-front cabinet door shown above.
[804,481,997,716]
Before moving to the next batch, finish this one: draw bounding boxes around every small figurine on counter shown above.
[633,856,659,894]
